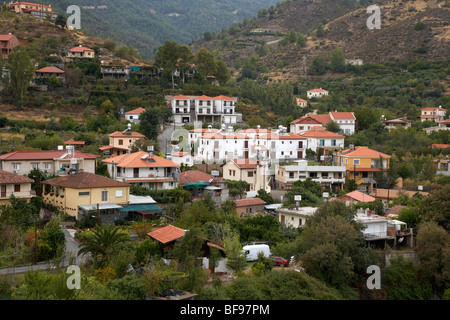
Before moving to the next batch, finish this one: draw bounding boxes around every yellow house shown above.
[99,125,147,157]
[336,146,391,193]
[0,170,35,205]
[42,172,130,221]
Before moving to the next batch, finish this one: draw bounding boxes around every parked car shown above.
[272,256,289,267]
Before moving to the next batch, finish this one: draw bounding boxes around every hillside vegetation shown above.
[192,0,450,81]
[48,0,281,58]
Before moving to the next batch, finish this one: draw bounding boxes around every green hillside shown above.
[48,0,281,58]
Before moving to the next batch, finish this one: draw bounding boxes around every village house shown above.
[124,107,146,124]
[370,188,430,205]
[306,88,329,99]
[169,151,193,167]
[42,172,131,221]
[290,112,356,135]
[382,117,412,131]
[67,46,95,59]
[435,158,450,176]
[0,170,35,205]
[277,206,317,228]
[101,65,131,81]
[345,58,364,66]
[222,158,269,192]
[299,127,345,155]
[295,97,307,108]
[336,146,391,194]
[234,198,266,218]
[179,169,228,203]
[275,159,346,192]
[329,112,356,135]
[420,106,446,123]
[7,1,58,19]
[34,66,65,83]
[99,125,148,157]
[0,34,19,60]
[333,190,376,205]
[102,151,180,190]
[0,149,98,176]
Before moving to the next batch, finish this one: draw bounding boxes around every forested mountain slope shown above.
[49,0,281,58]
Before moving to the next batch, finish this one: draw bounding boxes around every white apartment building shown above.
[195,126,306,165]
[169,94,241,125]
[290,112,356,135]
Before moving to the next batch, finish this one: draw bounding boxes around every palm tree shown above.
[78,224,130,263]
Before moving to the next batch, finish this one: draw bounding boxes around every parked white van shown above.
[242,244,271,261]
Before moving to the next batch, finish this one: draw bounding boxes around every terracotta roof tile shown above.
[69,46,94,52]
[231,158,258,169]
[0,170,34,184]
[300,127,345,138]
[234,198,266,207]
[102,152,179,168]
[125,107,146,114]
[330,112,356,120]
[179,170,224,184]
[339,191,376,203]
[36,66,64,73]
[147,225,185,244]
[339,146,391,158]
[42,172,130,189]
[108,131,147,138]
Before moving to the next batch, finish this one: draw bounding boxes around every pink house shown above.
[0,34,19,60]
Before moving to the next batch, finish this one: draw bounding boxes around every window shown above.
[115,190,123,197]
[44,163,51,171]
[353,159,360,166]
[31,163,39,170]
[248,171,254,177]
[79,192,90,197]
[101,191,108,202]
[13,163,20,171]
[331,140,336,146]
[118,139,123,145]
[319,139,325,146]
[14,184,20,192]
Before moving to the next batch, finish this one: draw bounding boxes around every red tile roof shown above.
[125,107,146,114]
[0,170,34,184]
[172,152,190,157]
[234,198,266,207]
[307,88,328,92]
[213,95,235,101]
[147,225,185,244]
[231,158,258,169]
[179,170,224,184]
[339,146,391,158]
[0,150,98,160]
[195,95,213,100]
[0,34,16,41]
[36,66,64,74]
[422,107,446,111]
[340,191,375,203]
[108,131,147,138]
[64,141,85,145]
[42,172,130,189]
[330,112,356,120]
[308,114,332,125]
[69,46,94,52]
[290,115,323,125]
[300,127,345,138]
[102,152,179,168]
[172,95,190,100]
[432,144,450,149]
